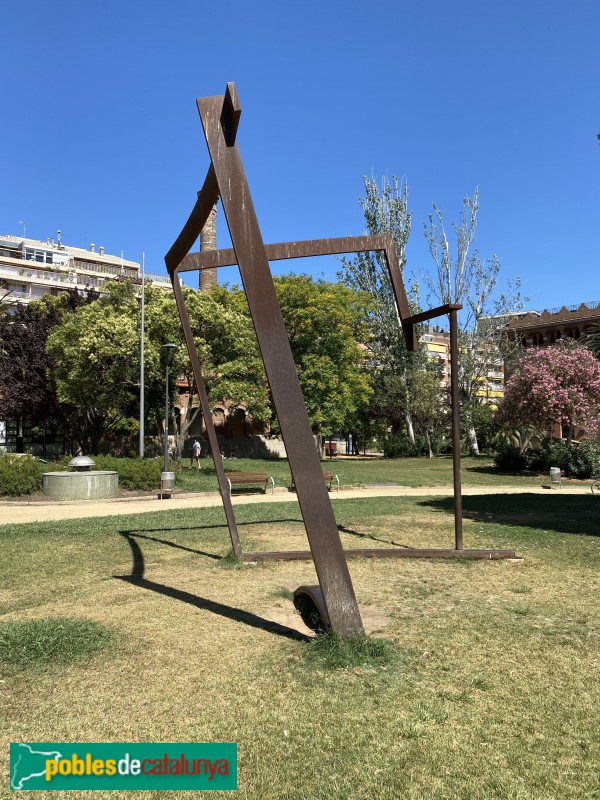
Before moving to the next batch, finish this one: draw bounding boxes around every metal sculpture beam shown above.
[165,83,518,636]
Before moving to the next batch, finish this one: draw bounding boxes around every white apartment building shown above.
[0,233,171,304]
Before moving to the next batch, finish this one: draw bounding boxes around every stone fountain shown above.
[42,456,119,500]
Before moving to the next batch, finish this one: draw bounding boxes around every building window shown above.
[0,420,6,444]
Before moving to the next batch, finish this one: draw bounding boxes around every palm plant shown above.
[582,323,600,358]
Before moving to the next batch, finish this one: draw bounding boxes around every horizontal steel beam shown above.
[177,235,394,272]
[242,548,520,561]
[404,303,462,325]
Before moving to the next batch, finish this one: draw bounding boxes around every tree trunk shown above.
[464,406,480,456]
[314,432,325,458]
[566,425,573,447]
[174,402,202,461]
[426,429,434,459]
[405,408,415,444]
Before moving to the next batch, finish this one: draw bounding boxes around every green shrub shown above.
[547,440,600,479]
[497,440,600,479]
[93,456,175,490]
[384,434,429,458]
[493,444,528,472]
[526,441,564,473]
[0,455,47,496]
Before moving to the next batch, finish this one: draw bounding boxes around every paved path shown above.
[0,484,591,526]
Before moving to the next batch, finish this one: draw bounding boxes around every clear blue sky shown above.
[2,0,598,311]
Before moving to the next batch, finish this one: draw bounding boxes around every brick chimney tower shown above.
[199,203,218,292]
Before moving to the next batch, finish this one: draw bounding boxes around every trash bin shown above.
[550,467,561,484]
[160,471,176,498]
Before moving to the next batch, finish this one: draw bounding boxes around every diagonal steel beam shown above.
[164,164,243,559]
[195,86,363,635]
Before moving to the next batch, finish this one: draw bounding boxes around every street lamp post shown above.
[161,343,178,498]
[139,252,145,459]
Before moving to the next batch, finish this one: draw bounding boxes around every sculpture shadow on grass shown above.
[121,531,222,561]
[419,494,600,537]
[114,531,311,643]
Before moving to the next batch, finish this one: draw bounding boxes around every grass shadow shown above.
[115,532,310,643]
[419,494,600,537]
[337,524,408,549]
[463,464,539,479]
[120,531,221,561]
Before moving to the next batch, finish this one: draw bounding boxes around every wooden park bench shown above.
[291,469,340,492]
[322,469,340,491]
[224,471,275,495]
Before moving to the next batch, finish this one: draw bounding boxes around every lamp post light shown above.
[160,343,178,498]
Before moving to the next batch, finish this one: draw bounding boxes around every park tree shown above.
[582,323,600,359]
[272,275,373,449]
[338,175,423,442]
[46,283,151,454]
[142,284,270,458]
[0,290,96,426]
[423,188,526,455]
[46,281,270,455]
[213,277,374,450]
[498,340,600,444]
[406,368,449,458]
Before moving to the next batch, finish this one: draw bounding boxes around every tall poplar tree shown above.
[339,176,423,442]
[423,189,526,455]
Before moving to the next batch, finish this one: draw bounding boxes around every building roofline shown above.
[506,301,600,331]
[0,234,138,269]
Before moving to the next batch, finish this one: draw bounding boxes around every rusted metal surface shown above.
[404,303,462,326]
[165,165,218,274]
[170,275,243,559]
[180,234,417,352]
[243,549,518,562]
[293,585,331,633]
[194,84,364,636]
[449,309,463,550]
[181,234,398,271]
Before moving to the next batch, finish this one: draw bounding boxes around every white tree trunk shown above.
[426,430,434,459]
[405,408,415,444]
[464,407,479,456]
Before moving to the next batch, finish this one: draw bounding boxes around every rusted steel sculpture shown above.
[165,83,517,635]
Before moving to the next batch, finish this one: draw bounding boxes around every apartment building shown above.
[420,325,451,386]
[0,233,173,456]
[0,233,171,305]
[505,301,600,348]
[420,324,505,404]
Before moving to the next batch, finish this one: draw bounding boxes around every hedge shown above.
[494,440,600,480]
[0,454,179,496]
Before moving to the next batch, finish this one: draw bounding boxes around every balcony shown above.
[146,272,171,285]
[0,262,74,286]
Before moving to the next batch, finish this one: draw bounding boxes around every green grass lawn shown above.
[176,455,572,494]
[2,492,600,798]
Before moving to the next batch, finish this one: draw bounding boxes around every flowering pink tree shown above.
[500,340,600,443]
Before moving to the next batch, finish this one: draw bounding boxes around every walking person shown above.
[191,438,202,470]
